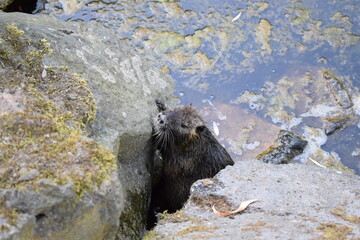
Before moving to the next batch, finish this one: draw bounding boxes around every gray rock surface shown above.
[0,12,175,240]
[150,160,360,239]
[0,179,121,240]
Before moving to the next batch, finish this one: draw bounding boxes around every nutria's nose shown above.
[157,114,166,125]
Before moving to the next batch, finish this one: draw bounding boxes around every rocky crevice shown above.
[0,12,175,240]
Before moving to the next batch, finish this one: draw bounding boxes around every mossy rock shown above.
[0,24,118,237]
[0,24,115,194]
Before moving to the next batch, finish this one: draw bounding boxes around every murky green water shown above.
[38,0,360,174]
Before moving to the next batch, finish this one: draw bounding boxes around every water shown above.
[37,0,360,174]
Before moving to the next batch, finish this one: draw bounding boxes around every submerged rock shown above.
[256,130,308,164]
[149,160,360,239]
[323,71,353,109]
[323,117,350,135]
[232,68,359,173]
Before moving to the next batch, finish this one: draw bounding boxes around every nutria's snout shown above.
[154,113,167,130]
[157,113,166,125]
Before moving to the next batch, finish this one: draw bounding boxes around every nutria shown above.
[151,99,234,212]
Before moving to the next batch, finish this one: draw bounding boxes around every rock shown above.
[256,130,308,164]
[0,0,13,10]
[0,21,120,240]
[323,117,350,135]
[150,160,360,239]
[0,12,175,240]
[323,71,353,109]
[16,168,40,183]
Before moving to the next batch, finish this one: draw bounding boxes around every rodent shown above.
[151,99,234,212]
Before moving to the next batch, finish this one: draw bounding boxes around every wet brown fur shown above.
[152,100,234,212]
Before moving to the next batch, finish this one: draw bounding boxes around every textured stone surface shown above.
[150,160,360,239]
[0,12,175,240]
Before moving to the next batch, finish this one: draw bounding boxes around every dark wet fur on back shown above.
[151,99,234,212]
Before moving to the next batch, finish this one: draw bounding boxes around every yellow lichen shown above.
[317,222,353,240]
[157,210,196,224]
[0,225,10,231]
[142,231,165,240]
[177,225,218,236]
[5,24,25,37]
[0,200,19,227]
[331,206,360,224]
[241,220,275,231]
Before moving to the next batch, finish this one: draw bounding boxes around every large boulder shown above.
[150,160,360,239]
[0,12,174,239]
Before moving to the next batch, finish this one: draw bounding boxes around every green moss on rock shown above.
[157,210,195,223]
[0,200,19,229]
[0,25,116,198]
[118,191,149,239]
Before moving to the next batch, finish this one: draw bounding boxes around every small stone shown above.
[318,56,328,64]
[324,117,349,135]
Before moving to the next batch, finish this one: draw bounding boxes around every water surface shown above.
[38,0,360,174]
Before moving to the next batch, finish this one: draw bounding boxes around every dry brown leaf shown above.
[212,199,259,217]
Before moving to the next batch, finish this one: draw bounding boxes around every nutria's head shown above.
[153,101,207,150]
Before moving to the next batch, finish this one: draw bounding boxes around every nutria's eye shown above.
[196,125,206,133]
[181,124,188,128]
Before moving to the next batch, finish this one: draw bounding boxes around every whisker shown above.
[160,130,167,151]
[152,130,163,150]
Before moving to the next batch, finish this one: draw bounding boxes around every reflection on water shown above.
[38,0,360,174]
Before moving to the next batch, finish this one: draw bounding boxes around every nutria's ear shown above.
[196,125,206,134]
[155,99,167,112]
